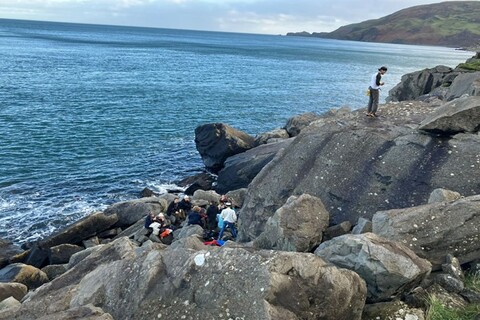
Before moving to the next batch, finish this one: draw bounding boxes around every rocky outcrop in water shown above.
[387,54,480,102]
[194,123,256,173]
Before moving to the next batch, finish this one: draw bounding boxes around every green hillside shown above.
[288,1,480,48]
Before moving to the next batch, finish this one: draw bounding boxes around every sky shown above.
[0,0,477,35]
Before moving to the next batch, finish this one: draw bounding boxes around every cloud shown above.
[0,0,475,34]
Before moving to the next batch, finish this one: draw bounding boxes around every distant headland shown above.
[287,1,480,49]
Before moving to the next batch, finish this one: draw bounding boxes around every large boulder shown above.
[445,71,480,101]
[176,172,215,194]
[192,189,220,204]
[71,248,366,320]
[0,263,49,290]
[387,65,458,102]
[215,138,294,194]
[103,197,166,228]
[284,112,322,137]
[0,282,28,302]
[194,123,255,173]
[9,237,367,320]
[372,194,480,270]
[253,194,330,252]
[225,188,248,208]
[238,103,480,242]
[48,244,84,265]
[419,96,480,134]
[315,233,432,303]
[39,212,118,248]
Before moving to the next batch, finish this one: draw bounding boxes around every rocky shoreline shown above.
[1,54,480,319]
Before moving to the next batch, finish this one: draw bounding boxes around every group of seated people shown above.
[144,194,237,244]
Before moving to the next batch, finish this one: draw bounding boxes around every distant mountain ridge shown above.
[287,1,480,48]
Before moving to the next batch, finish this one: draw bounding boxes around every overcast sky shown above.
[0,0,477,34]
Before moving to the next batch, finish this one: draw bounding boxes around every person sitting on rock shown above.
[144,212,156,235]
[187,206,204,227]
[149,213,167,236]
[218,202,237,241]
[166,197,180,217]
[177,195,192,221]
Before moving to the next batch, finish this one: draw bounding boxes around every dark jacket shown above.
[166,201,179,216]
[178,199,192,212]
[187,211,203,227]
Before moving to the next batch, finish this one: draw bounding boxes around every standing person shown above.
[217,202,237,241]
[367,66,388,118]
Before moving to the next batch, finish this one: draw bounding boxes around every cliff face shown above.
[288,1,480,48]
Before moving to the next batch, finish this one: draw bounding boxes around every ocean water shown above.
[0,19,473,244]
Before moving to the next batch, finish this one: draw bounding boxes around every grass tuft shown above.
[426,295,480,320]
[457,60,480,71]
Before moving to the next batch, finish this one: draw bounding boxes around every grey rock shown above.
[169,234,207,251]
[445,71,480,101]
[41,264,68,281]
[215,138,294,194]
[177,172,215,195]
[254,128,289,145]
[35,304,114,320]
[194,123,256,173]
[419,96,480,134]
[387,65,457,102]
[173,224,204,241]
[0,282,28,302]
[97,228,119,239]
[103,197,166,228]
[460,288,480,303]
[426,283,467,309]
[0,297,21,318]
[237,104,480,242]
[12,237,366,320]
[323,221,352,241]
[315,233,432,303]
[362,300,425,320]
[428,188,462,204]
[114,218,145,241]
[352,217,372,234]
[48,244,84,265]
[284,112,322,136]
[24,245,49,269]
[82,237,100,248]
[442,254,464,280]
[373,194,480,270]
[0,239,22,269]
[192,189,220,204]
[39,212,118,248]
[0,263,49,290]
[68,245,106,269]
[225,188,248,208]
[253,194,329,252]
[434,274,464,293]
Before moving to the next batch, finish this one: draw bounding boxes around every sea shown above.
[0,18,474,245]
